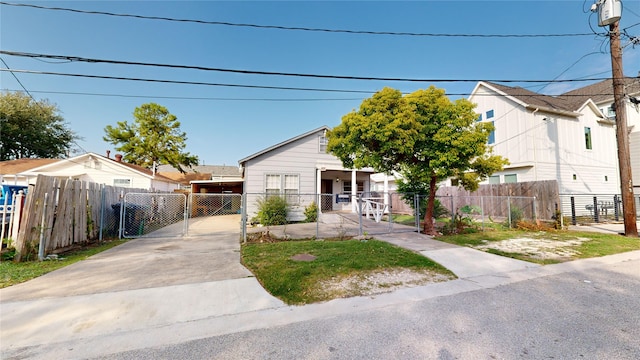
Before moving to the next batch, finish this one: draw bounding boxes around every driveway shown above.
[0,214,253,301]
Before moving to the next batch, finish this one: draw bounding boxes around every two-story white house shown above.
[468,78,640,195]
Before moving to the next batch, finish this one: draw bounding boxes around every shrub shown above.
[304,201,318,223]
[255,196,288,226]
[506,204,523,228]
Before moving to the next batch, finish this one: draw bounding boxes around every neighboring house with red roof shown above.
[0,152,180,191]
[467,78,640,194]
[0,158,60,185]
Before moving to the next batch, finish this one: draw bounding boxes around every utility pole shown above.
[608,21,638,237]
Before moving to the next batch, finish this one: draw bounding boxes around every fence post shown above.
[118,191,124,239]
[38,193,49,261]
[450,196,454,224]
[613,195,620,221]
[532,196,537,222]
[182,193,188,237]
[415,194,420,234]
[241,193,247,243]
[358,193,363,236]
[507,196,512,228]
[387,192,392,232]
[316,193,320,239]
[480,196,485,231]
[99,184,105,242]
[593,196,599,223]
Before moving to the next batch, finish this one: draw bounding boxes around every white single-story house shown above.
[238,126,375,221]
[1,152,179,191]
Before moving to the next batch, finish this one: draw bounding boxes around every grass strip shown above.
[242,238,453,305]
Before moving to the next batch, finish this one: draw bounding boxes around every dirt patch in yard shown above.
[318,268,455,298]
[473,237,591,260]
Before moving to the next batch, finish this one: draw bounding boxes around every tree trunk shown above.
[422,174,438,235]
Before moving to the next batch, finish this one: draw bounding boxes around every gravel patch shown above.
[473,237,591,260]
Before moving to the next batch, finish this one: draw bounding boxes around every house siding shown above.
[630,131,640,192]
[243,132,337,195]
[472,84,620,194]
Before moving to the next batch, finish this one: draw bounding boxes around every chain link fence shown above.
[120,193,187,238]
[435,195,537,229]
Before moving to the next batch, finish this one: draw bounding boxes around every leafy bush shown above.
[255,196,289,226]
[440,205,481,235]
[304,201,318,223]
[506,204,523,228]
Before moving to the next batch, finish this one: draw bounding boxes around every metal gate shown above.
[120,193,187,238]
[188,193,242,218]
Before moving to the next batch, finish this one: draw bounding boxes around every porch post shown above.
[351,169,357,213]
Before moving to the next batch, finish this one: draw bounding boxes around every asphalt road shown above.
[96,258,640,360]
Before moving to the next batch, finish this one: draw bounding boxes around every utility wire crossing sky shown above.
[1,1,639,166]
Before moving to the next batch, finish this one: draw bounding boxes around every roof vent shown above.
[115,154,123,162]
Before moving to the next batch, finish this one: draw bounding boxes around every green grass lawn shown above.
[0,239,127,288]
[241,238,455,305]
[436,228,640,264]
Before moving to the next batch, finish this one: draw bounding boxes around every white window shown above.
[265,173,300,204]
[265,174,281,196]
[489,175,500,184]
[319,135,328,153]
[284,174,299,204]
[113,178,131,187]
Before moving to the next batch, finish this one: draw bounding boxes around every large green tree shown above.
[328,86,508,234]
[0,91,78,160]
[103,103,198,173]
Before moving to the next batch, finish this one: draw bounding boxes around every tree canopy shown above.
[0,91,78,161]
[327,86,508,234]
[103,103,198,173]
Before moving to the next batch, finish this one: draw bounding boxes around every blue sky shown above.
[2,0,639,166]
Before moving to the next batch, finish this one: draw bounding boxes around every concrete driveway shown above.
[0,214,253,301]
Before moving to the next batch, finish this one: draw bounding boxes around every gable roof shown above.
[0,158,61,175]
[238,125,330,165]
[475,77,640,116]
[22,152,177,183]
[557,77,640,108]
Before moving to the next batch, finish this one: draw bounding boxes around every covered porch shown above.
[315,165,375,213]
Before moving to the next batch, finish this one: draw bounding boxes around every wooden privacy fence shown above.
[12,175,148,261]
[436,180,559,220]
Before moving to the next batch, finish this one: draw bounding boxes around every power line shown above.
[0,68,375,94]
[0,1,597,38]
[0,58,88,155]
[0,51,617,84]
[1,85,626,101]
[0,57,34,99]
[1,89,364,101]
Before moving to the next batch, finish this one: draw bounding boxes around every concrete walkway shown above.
[2,215,639,359]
